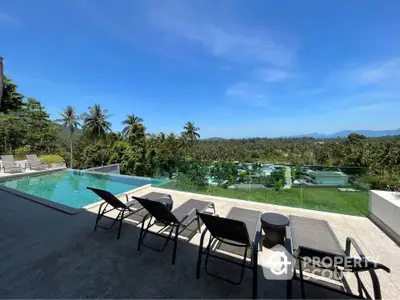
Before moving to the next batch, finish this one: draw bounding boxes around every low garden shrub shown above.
[39,154,65,164]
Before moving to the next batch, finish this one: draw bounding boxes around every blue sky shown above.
[1,0,399,138]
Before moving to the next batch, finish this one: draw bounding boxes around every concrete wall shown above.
[369,190,400,245]
[85,163,120,174]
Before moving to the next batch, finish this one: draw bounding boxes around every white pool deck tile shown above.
[107,186,400,299]
[0,184,399,299]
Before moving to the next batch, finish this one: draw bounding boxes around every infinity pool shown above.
[0,170,163,208]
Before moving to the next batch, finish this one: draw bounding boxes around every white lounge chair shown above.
[26,154,48,170]
[1,155,23,173]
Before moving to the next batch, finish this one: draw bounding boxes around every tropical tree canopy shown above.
[122,113,144,137]
[181,121,200,145]
[0,75,24,114]
[82,104,111,140]
[56,106,81,135]
[0,69,400,194]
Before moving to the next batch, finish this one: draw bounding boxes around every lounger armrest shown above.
[252,228,261,254]
[345,237,366,259]
[285,225,294,256]
[346,238,390,273]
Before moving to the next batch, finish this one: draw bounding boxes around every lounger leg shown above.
[94,213,100,231]
[299,259,306,299]
[117,210,125,239]
[137,216,149,251]
[172,225,180,265]
[286,279,292,299]
[252,242,258,299]
[197,230,207,279]
[94,202,106,232]
[211,203,216,214]
[196,216,201,233]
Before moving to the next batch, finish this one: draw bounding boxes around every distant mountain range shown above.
[203,129,400,140]
[289,129,400,139]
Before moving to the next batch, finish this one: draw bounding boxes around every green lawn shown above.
[158,182,369,216]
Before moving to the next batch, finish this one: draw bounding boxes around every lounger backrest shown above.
[27,154,40,164]
[1,155,16,166]
[132,196,179,224]
[198,212,251,245]
[87,187,126,209]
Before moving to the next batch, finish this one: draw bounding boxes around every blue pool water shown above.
[0,170,163,208]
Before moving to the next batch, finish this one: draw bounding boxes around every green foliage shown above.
[0,75,24,113]
[262,168,285,188]
[274,179,284,191]
[13,146,31,160]
[0,97,58,155]
[211,162,238,187]
[0,69,399,197]
[181,121,200,147]
[23,98,58,154]
[122,114,144,138]
[82,104,111,141]
[238,171,248,183]
[39,154,65,164]
[0,114,25,154]
[80,143,110,169]
[175,161,208,191]
[108,140,130,165]
[347,133,366,143]
[56,106,81,137]
[291,167,296,179]
[57,127,83,143]
[366,176,399,190]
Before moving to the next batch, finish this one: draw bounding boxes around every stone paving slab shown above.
[0,186,399,299]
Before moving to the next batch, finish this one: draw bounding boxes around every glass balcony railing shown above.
[152,160,370,216]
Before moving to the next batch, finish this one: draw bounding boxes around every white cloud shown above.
[331,58,400,86]
[260,69,292,83]
[148,10,296,66]
[0,12,18,24]
[79,1,297,67]
[356,59,400,84]
[160,24,294,66]
[225,81,269,108]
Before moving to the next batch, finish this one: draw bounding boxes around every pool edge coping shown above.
[0,184,81,215]
[0,171,153,215]
[0,167,67,182]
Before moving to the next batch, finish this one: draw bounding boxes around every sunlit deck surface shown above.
[0,186,399,299]
[0,166,65,178]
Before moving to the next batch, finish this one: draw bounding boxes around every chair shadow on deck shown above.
[0,192,369,299]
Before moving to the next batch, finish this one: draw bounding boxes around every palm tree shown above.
[181,121,200,146]
[122,114,144,137]
[158,132,166,143]
[82,104,112,142]
[56,106,81,168]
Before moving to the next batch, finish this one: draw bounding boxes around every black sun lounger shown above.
[87,188,171,239]
[286,215,390,299]
[133,196,215,265]
[196,207,262,299]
